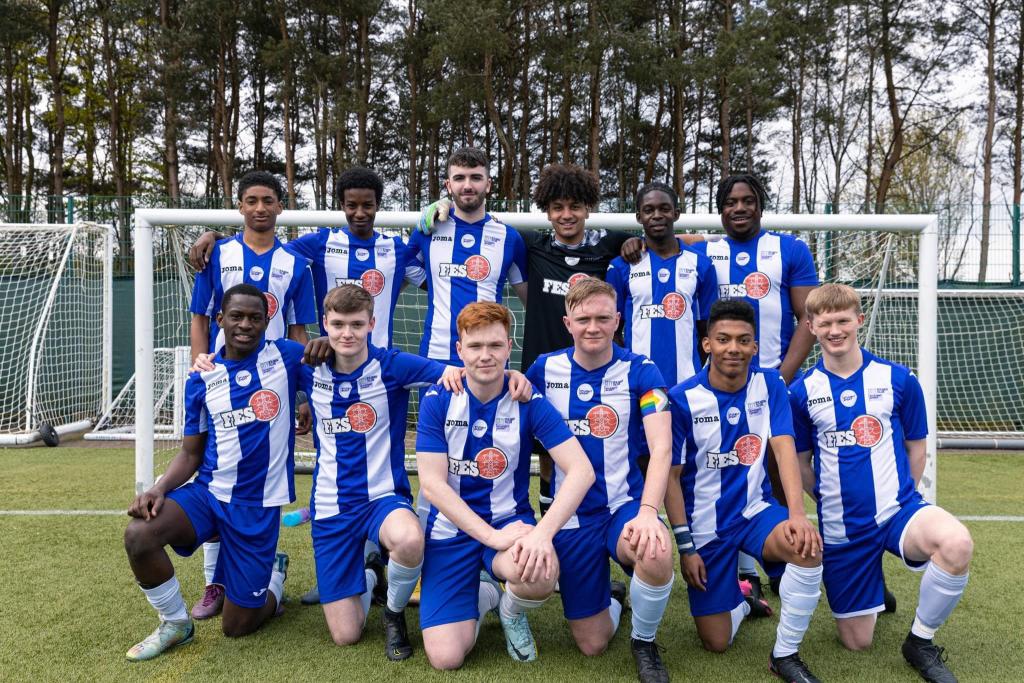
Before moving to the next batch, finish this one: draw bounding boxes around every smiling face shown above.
[238,185,283,234]
[636,189,680,242]
[445,164,491,213]
[457,322,512,386]
[546,197,590,245]
[217,293,268,357]
[720,182,762,241]
[703,318,758,383]
[341,187,378,238]
[808,306,864,359]
[324,308,375,362]
[564,293,619,359]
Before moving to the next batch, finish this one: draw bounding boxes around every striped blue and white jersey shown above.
[189,234,317,353]
[789,349,928,545]
[670,367,794,548]
[691,231,817,369]
[407,210,527,363]
[605,242,718,386]
[183,339,304,507]
[301,345,444,521]
[526,346,667,526]
[284,228,426,347]
[415,379,572,540]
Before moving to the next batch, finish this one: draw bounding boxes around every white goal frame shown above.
[132,209,938,501]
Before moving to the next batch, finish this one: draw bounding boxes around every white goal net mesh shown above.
[0,223,111,441]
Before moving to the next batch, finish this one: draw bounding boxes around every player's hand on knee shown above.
[505,371,534,402]
[128,489,165,521]
[511,531,556,583]
[302,337,334,366]
[625,508,668,560]
[440,365,465,393]
[295,403,312,435]
[488,520,533,551]
[783,514,821,559]
[681,552,707,590]
[190,353,215,373]
[620,237,646,265]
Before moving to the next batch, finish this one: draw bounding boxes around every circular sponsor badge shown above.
[658,268,671,283]
[474,447,508,479]
[734,433,763,465]
[465,255,491,281]
[726,406,741,425]
[568,273,590,288]
[662,292,686,320]
[360,268,385,296]
[585,404,619,438]
[461,233,476,248]
[851,415,883,447]
[345,402,377,433]
[355,248,370,261]
[472,419,488,438]
[840,389,858,407]
[338,381,352,398]
[564,256,580,266]
[249,265,265,280]
[735,252,750,267]
[264,292,279,319]
[235,370,252,387]
[576,383,594,402]
[249,389,281,421]
[743,272,771,299]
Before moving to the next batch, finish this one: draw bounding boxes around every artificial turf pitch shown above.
[1,447,1021,682]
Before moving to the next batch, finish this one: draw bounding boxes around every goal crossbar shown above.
[132,209,939,502]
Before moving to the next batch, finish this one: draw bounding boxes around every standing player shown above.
[526,279,676,683]
[123,284,302,660]
[668,299,824,682]
[689,173,819,601]
[606,181,718,388]
[188,170,317,620]
[789,284,972,683]
[189,166,425,349]
[406,147,528,365]
[301,284,463,661]
[415,303,594,669]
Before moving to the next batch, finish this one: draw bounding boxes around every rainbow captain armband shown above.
[639,388,669,417]
[673,525,696,556]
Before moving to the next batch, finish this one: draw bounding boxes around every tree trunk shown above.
[160,0,180,200]
[718,0,732,178]
[276,3,296,209]
[875,3,902,214]
[978,0,999,283]
[46,0,65,204]
[587,0,601,174]
[1014,4,1023,209]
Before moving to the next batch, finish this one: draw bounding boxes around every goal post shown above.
[0,222,114,445]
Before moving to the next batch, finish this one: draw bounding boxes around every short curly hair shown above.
[532,163,600,211]
[635,181,679,210]
[335,166,383,205]
[237,171,284,202]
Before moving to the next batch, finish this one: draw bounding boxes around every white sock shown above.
[773,563,823,657]
[140,574,189,623]
[730,600,751,644]
[630,574,674,642]
[609,594,623,634]
[475,580,501,641]
[386,559,422,613]
[737,552,758,577]
[911,562,968,640]
[498,587,546,621]
[268,567,286,606]
[360,568,377,627]
[203,542,220,585]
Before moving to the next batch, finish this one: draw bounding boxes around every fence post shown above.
[1013,203,1021,287]
[824,202,834,280]
[66,196,74,224]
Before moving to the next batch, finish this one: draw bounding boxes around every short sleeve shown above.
[395,351,447,389]
[288,263,317,325]
[506,229,528,285]
[524,357,545,396]
[414,387,449,453]
[406,231,426,265]
[529,393,573,450]
[789,383,814,452]
[695,254,718,321]
[668,390,691,466]
[183,375,208,435]
[767,372,796,438]
[298,363,314,395]
[899,371,929,440]
[633,357,667,396]
[787,237,819,287]
[600,231,632,257]
[283,231,323,263]
[189,255,216,316]
[605,260,629,316]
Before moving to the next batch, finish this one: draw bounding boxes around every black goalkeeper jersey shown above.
[519,229,631,372]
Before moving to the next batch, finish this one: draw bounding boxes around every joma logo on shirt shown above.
[808,396,833,406]
[222,265,243,272]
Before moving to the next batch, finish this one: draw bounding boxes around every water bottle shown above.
[282,507,311,527]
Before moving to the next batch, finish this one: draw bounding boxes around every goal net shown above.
[118,210,954,500]
[0,222,113,445]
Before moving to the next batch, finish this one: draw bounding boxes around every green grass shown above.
[1,448,1022,681]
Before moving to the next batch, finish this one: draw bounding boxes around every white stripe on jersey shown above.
[311,367,341,519]
[487,395,522,522]
[601,360,634,512]
[324,230,352,288]
[755,234,783,366]
[539,354,578,529]
[804,369,848,543]
[372,243,399,348]
[202,365,243,502]
[258,344,293,505]
[427,224,456,360]
[429,390,470,540]
[864,361,900,526]
[361,358,397,501]
[476,222,506,302]
[684,383,724,548]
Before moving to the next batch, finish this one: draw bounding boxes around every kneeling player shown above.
[416,303,594,669]
[123,284,302,660]
[526,278,677,683]
[667,299,823,682]
[790,284,972,682]
[300,285,463,660]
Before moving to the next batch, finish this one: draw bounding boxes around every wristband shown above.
[640,503,659,514]
[673,524,697,556]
